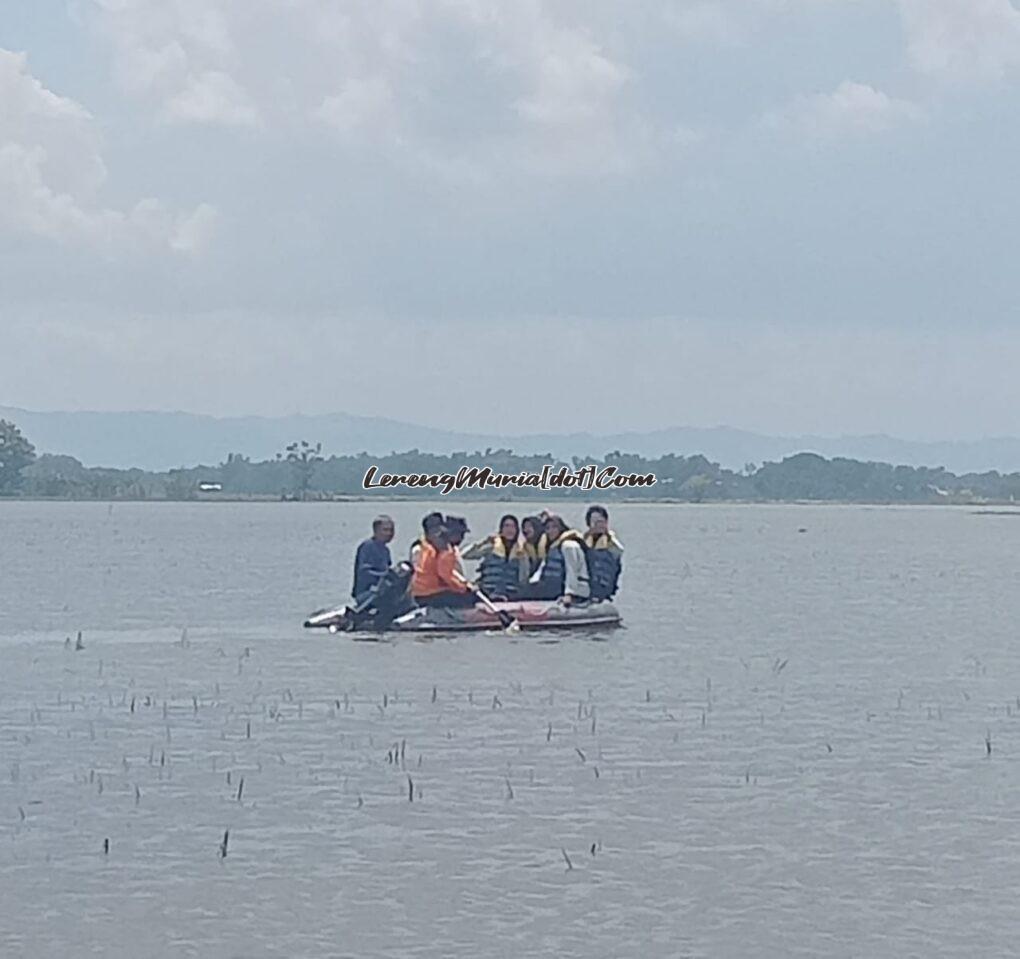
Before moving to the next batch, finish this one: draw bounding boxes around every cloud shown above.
[0,48,215,252]
[898,0,1020,81]
[314,77,394,139]
[512,26,629,127]
[762,80,923,140]
[164,70,259,126]
[91,0,639,176]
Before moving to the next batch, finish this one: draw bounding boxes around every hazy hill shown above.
[4,406,1020,475]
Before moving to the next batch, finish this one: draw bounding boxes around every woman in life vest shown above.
[520,515,547,577]
[521,514,590,605]
[583,505,624,601]
[463,514,530,600]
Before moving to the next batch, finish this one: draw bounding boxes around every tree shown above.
[283,440,324,500]
[0,420,36,494]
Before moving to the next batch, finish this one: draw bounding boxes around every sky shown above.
[3,0,1020,439]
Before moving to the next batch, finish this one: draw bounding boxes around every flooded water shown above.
[2,501,1020,958]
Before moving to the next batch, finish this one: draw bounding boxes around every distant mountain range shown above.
[4,405,1020,475]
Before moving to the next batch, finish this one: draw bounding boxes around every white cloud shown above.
[0,48,215,253]
[512,27,629,127]
[762,80,923,140]
[898,0,1020,81]
[92,0,257,126]
[314,77,393,138]
[91,0,639,176]
[164,69,259,126]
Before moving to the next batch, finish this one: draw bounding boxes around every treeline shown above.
[2,419,1020,503]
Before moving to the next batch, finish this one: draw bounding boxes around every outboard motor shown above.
[304,561,415,633]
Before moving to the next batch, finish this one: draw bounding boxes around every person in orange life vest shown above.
[409,511,444,569]
[411,522,479,608]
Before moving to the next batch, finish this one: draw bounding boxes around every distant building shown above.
[198,482,223,492]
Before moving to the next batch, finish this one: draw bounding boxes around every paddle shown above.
[473,588,521,634]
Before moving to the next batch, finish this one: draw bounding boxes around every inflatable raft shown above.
[304,599,622,634]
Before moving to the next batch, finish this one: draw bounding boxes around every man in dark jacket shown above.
[352,515,395,604]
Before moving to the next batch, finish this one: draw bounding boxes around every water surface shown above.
[2,501,1019,957]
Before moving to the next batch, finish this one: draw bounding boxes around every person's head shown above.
[521,516,543,544]
[498,514,519,541]
[372,514,395,543]
[425,522,447,548]
[421,511,443,535]
[585,505,609,536]
[544,513,567,541]
[444,515,468,547]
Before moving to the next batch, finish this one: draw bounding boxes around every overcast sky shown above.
[3,0,1020,439]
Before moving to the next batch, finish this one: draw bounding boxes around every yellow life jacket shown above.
[584,531,623,552]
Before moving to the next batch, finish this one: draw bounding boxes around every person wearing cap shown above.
[583,505,623,601]
[463,514,530,600]
[411,521,478,607]
[351,515,395,604]
[521,513,590,605]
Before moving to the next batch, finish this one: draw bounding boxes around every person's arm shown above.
[352,542,367,598]
[609,532,624,556]
[437,550,473,593]
[562,543,589,600]
[461,536,494,561]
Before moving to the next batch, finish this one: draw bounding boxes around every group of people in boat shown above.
[350,507,623,625]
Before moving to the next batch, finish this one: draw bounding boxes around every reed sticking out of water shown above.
[75,631,84,651]
[431,686,437,703]
[575,748,586,763]
[246,721,251,740]
[103,838,109,855]
[546,722,552,743]
[134,785,141,805]
[219,830,229,859]
[237,777,245,801]
[492,695,502,710]
[986,730,992,757]
[356,793,364,808]
[561,848,573,871]
[505,777,514,800]
[407,776,414,802]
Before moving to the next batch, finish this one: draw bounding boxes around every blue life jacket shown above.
[478,545,523,598]
[537,532,587,596]
[584,532,622,601]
